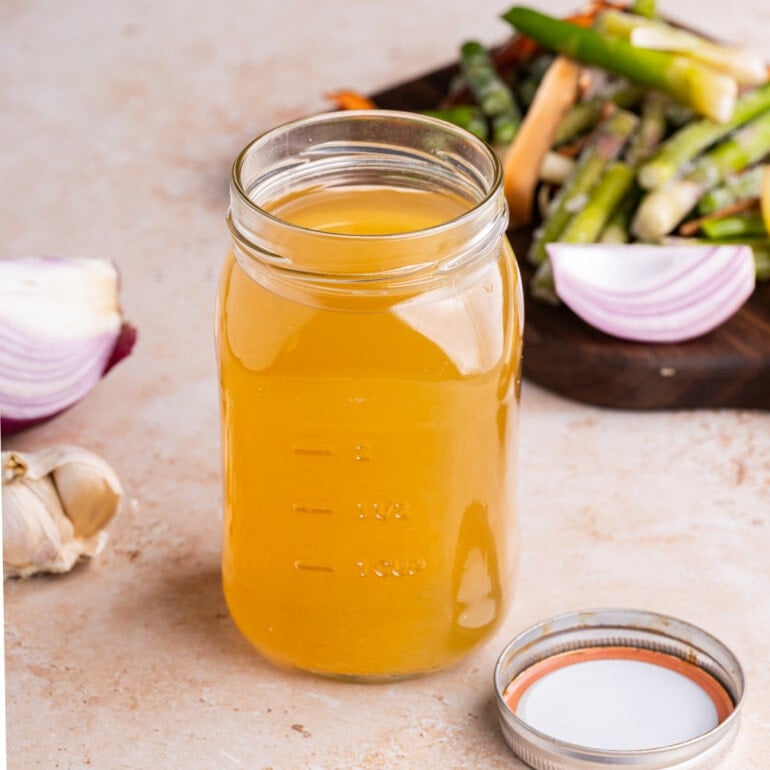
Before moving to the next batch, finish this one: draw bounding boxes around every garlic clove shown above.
[2,446,123,579]
[0,255,137,436]
[2,469,76,578]
[50,447,123,539]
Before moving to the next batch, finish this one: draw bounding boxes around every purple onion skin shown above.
[0,322,137,436]
[104,322,138,376]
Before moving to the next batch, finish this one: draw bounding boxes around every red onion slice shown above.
[546,243,756,343]
[0,256,136,435]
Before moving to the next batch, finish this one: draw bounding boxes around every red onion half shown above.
[546,243,756,343]
[0,256,136,435]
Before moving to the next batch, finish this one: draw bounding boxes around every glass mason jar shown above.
[216,110,523,681]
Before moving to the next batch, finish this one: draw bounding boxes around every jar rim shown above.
[229,109,505,244]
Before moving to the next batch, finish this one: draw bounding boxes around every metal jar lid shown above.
[494,608,746,770]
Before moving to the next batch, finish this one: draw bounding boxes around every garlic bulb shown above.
[2,445,122,578]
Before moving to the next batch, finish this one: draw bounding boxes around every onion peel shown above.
[546,243,756,343]
[0,256,137,435]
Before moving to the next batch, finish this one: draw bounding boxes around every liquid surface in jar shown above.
[218,185,521,679]
[265,185,470,234]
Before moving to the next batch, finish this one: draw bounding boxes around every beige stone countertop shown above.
[3,0,770,767]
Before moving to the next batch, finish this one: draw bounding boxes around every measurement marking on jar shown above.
[292,504,334,515]
[356,500,409,520]
[354,444,372,462]
[294,560,335,572]
[356,558,426,577]
[292,443,335,456]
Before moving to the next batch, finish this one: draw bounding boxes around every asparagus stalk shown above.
[697,166,763,214]
[679,198,759,237]
[751,241,770,279]
[595,10,766,86]
[515,54,554,108]
[460,41,511,115]
[529,108,639,264]
[700,212,767,239]
[492,111,520,144]
[501,6,737,122]
[442,73,470,104]
[632,109,770,240]
[638,83,770,189]
[460,40,522,142]
[559,161,636,242]
[422,106,489,140]
[630,0,656,18]
[531,162,636,302]
[625,91,668,164]
[529,261,557,303]
[663,100,696,129]
[530,260,559,303]
[553,82,643,146]
[598,207,632,243]
[755,159,770,258]
[599,187,642,243]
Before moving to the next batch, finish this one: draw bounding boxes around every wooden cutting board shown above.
[371,65,770,411]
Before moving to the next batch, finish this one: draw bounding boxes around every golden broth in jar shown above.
[217,112,523,679]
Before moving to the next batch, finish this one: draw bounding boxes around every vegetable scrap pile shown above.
[330,0,770,327]
[495,1,770,304]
